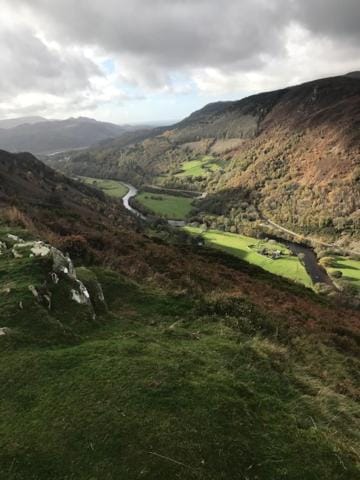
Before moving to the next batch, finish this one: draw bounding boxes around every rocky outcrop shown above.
[2,234,107,321]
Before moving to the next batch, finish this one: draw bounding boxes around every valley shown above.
[1,72,360,480]
[76,176,360,292]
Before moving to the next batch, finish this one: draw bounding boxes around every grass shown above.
[79,176,128,198]
[0,222,359,479]
[185,227,313,288]
[176,156,221,177]
[327,257,360,290]
[136,192,194,219]
[0,265,359,479]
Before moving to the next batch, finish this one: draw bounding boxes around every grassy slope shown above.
[185,227,312,288]
[176,156,221,177]
[136,192,194,219]
[79,176,129,198]
[0,265,359,479]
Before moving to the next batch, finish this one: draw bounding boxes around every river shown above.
[283,241,334,286]
[121,181,333,287]
[121,182,147,220]
[121,182,185,226]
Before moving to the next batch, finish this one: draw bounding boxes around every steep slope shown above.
[0,117,131,154]
[0,150,359,479]
[56,74,360,244]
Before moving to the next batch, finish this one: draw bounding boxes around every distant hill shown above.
[0,116,47,129]
[0,116,138,154]
[345,71,360,79]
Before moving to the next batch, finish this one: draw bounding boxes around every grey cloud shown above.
[295,0,360,40]
[0,24,101,100]
[13,0,360,70]
[1,0,359,118]
[14,0,294,69]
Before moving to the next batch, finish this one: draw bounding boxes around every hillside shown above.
[0,117,135,155]
[0,116,47,129]
[53,74,360,247]
[0,149,359,479]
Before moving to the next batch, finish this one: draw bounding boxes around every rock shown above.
[29,284,52,310]
[29,285,39,299]
[12,248,23,259]
[71,280,91,306]
[76,267,108,314]
[51,248,75,276]
[30,242,51,257]
[7,234,24,243]
[43,294,52,310]
[50,272,59,284]
[0,241,7,255]
[0,327,11,336]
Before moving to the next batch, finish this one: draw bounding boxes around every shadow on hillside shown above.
[195,185,255,216]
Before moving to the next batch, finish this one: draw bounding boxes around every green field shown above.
[185,227,313,288]
[136,192,194,219]
[327,257,360,290]
[79,176,128,198]
[176,156,221,177]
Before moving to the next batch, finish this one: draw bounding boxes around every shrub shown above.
[319,256,334,268]
[56,235,91,263]
[330,270,343,279]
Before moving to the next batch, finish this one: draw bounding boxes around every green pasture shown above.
[185,227,313,288]
[136,192,194,219]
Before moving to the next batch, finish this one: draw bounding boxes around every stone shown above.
[71,280,91,306]
[7,234,24,243]
[51,248,75,277]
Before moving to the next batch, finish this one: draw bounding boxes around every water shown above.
[121,181,333,286]
[121,182,146,220]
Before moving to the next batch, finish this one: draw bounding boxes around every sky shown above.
[0,0,359,124]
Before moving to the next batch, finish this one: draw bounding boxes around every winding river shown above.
[121,181,333,287]
[121,182,185,227]
[121,182,146,220]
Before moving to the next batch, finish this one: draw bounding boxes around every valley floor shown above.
[76,176,360,293]
[185,227,313,288]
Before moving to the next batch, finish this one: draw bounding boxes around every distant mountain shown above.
[0,116,136,155]
[0,116,47,129]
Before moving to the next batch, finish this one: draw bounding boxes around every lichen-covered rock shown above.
[51,248,75,276]
[7,234,23,243]
[71,279,91,306]
[76,267,108,314]
[12,240,50,259]
[29,284,52,310]
[5,233,105,326]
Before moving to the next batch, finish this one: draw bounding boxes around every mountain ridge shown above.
[0,117,145,155]
[52,74,360,247]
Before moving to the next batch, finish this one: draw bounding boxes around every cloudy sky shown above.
[0,0,359,123]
